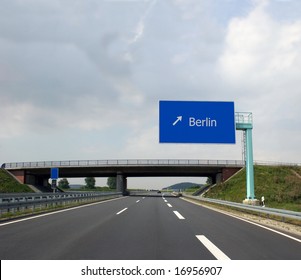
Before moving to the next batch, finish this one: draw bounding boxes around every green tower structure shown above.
[236,112,258,205]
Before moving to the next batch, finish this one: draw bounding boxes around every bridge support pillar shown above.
[116,172,127,195]
[215,173,222,184]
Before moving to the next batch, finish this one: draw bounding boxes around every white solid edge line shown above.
[0,196,126,227]
[182,198,301,243]
[196,235,231,260]
[167,203,173,208]
[116,208,128,215]
[173,211,185,219]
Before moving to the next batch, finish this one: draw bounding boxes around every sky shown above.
[1,0,301,188]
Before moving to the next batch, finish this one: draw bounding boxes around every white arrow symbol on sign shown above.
[172,116,182,126]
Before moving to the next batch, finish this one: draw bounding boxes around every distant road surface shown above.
[0,193,300,260]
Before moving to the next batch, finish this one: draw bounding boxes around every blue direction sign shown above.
[159,101,236,144]
[50,167,59,180]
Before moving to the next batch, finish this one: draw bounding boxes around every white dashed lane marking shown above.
[173,211,185,220]
[116,208,128,215]
[196,235,231,260]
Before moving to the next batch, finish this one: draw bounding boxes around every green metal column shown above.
[236,112,256,202]
[245,128,255,199]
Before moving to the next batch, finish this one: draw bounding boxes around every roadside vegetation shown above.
[0,169,32,193]
[204,165,301,212]
[58,177,117,192]
[2,166,301,212]
[0,173,118,193]
[184,185,205,194]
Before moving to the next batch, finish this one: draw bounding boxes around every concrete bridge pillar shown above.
[215,173,222,184]
[116,172,127,195]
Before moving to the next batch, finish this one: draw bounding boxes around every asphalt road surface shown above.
[0,193,300,260]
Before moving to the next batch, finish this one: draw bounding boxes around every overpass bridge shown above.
[2,159,244,194]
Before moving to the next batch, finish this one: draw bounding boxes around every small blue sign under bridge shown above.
[50,168,59,180]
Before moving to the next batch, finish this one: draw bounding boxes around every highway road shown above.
[0,193,300,260]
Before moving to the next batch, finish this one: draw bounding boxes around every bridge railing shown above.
[3,159,300,170]
[3,159,245,169]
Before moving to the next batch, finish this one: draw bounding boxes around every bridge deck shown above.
[3,159,244,170]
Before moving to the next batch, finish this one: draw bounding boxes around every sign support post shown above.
[50,168,59,193]
[245,128,255,199]
[236,112,258,204]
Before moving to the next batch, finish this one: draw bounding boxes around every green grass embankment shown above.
[0,169,32,193]
[204,165,301,212]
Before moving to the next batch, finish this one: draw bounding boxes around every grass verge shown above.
[204,165,301,212]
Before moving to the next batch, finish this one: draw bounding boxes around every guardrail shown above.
[0,192,122,217]
[183,194,301,222]
[2,159,245,169]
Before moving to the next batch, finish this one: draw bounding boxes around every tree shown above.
[107,177,116,189]
[206,177,212,185]
[58,178,70,189]
[85,177,96,189]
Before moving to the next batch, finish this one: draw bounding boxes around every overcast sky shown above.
[1,0,301,188]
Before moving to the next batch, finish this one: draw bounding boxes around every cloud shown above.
[219,1,301,82]
[0,0,148,135]
[130,21,145,44]
[218,0,301,162]
[173,0,208,20]
[0,101,33,139]
[219,0,301,102]
[129,0,157,44]
[0,0,301,168]
[121,124,243,160]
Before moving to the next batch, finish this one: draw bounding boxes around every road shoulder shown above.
[181,197,301,239]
